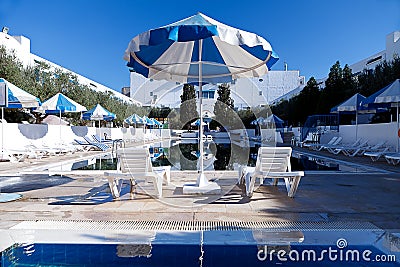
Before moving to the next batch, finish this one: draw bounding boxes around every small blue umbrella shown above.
[361,79,400,151]
[250,117,265,125]
[151,118,163,127]
[143,116,155,126]
[82,104,116,121]
[331,93,366,113]
[37,93,87,139]
[39,93,87,114]
[331,93,366,140]
[263,114,284,128]
[124,114,144,125]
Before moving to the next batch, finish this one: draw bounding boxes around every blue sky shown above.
[1,0,399,92]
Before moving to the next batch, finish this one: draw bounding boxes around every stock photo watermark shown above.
[257,238,396,263]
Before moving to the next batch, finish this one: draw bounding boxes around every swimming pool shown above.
[1,221,398,267]
[24,140,389,174]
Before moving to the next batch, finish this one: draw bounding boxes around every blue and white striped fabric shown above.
[124,113,144,124]
[39,93,87,114]
[0,78,40,108]
[124,13,279,84]
[367,79,400,104]
[82,104,116,121]
[143,116,155,126]
[361,79,400,111]
[151,118,163,126]
[250,117,265,125]
[331,93,366,113]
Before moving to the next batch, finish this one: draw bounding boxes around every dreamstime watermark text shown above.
[257,238,396,263]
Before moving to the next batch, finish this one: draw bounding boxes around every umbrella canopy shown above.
[151,118,163,127]
[361,79,400,109]
[372,79,400,104]
[124,114,144,125]
[143,116,155,126]
[250,117,265,125]
[264,114,284,126]
[0,78,40,108]
[39,93,87,114]
[361,79,400,151]
[124,12,278,84]
[82,104,116,121]
[331,93,366,113]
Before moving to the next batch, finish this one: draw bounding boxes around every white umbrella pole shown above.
[59,110,62,141]
[355,109,358,141]
[397,104,399,152]
[1,107,3,154]
[197,39,208,187]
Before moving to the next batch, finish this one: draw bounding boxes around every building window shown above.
[366,55,382,65]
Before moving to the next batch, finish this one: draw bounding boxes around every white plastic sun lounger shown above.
[384,153,400,165]
[364,150,394,162]
[304,136,338,151]
[320,137,343,151]
[1,148,29,162]
[104,148,170,199]
[332,139,369,156]
[239,147,304,198]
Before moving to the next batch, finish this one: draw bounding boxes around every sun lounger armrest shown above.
[264,171,304,177]
[153,166,171,185]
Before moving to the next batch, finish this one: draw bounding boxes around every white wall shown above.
[0,123,166,152]
[339,122,398,150]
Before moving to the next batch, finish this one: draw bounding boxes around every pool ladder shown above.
[112,139,125,156]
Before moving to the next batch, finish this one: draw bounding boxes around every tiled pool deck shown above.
[0,141,399,235]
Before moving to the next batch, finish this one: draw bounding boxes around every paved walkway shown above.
[0,141,399,234]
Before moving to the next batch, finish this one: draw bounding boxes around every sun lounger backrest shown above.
[256,147,292,173]
[327,136,338,145]
[118,148,152,174]
[332,137,342,145]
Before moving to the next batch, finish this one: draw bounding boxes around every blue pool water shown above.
[2,243,397,267]
[68,142,381,173]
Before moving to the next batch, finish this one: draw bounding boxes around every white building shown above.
[0,28,140,105]
[129,69,305,110]
[317,31,400,86]
[350,31,399,75]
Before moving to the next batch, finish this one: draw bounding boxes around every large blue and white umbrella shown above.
[124,13,278,188]
[0,78,40,202]
[82,104,115,121]
[124,12,278,84]
[0,78,40,108]
[1,78,41,149]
